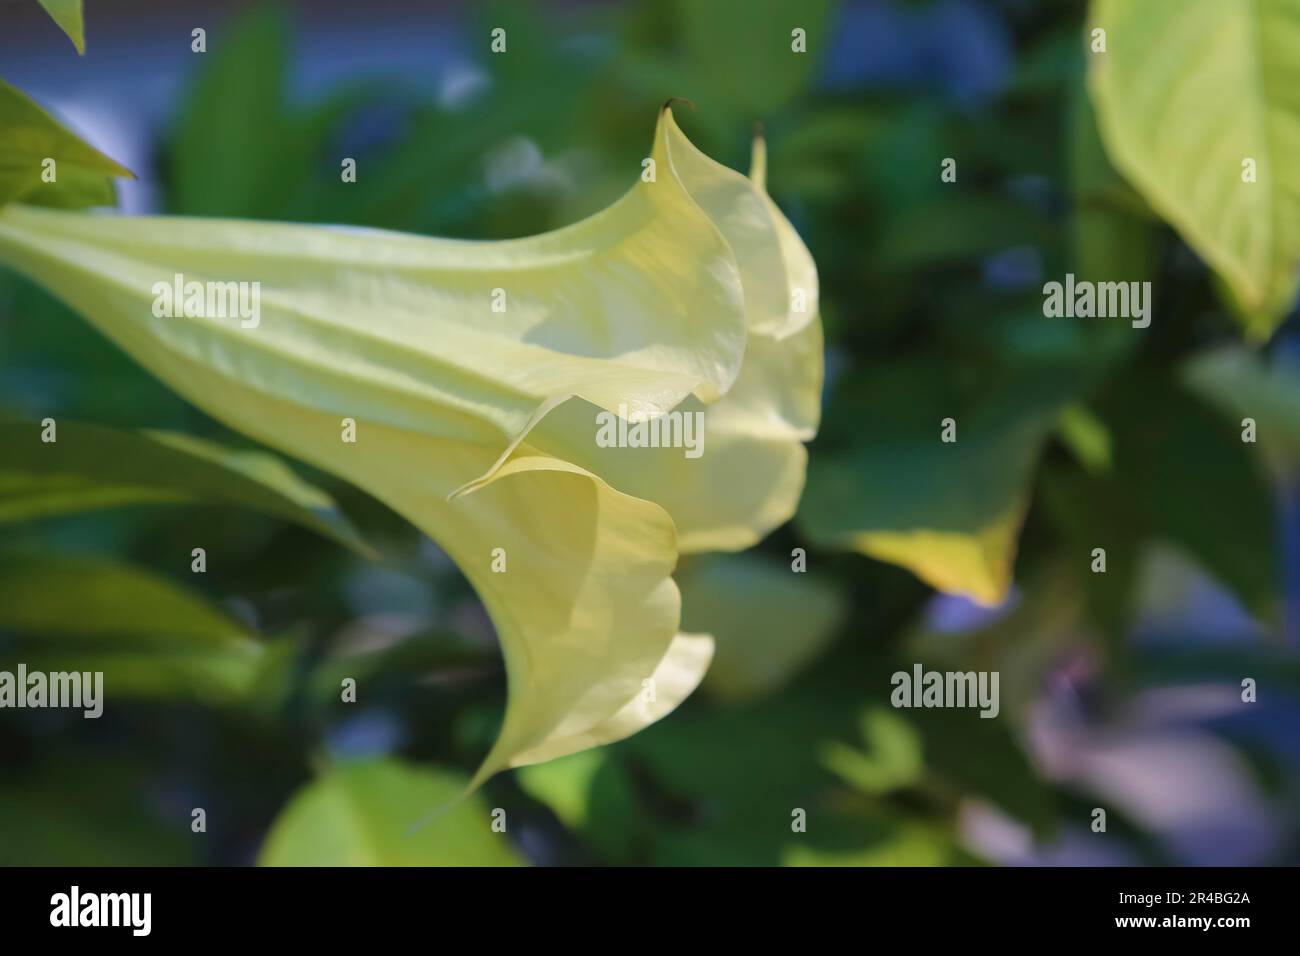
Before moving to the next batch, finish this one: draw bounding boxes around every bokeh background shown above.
[1,0,1298,865]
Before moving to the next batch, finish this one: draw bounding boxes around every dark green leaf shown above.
[0,419,372,555]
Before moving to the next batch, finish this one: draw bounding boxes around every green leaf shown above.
[514,748,642,862]
[1088,0,1300,338]
[819,707,924,796]
[623,684,975,865]
[782,812,965,867]
[1039,464,1142,639]
[1100,372,1279,616]
[1184,345,1300,464]
[839,652,1060,837]
[167,7,291,218]
[0,77,132,208]
[799,364,1082,605]
[0,419,371,555]
[258,759,525,866]
[515,748,614,833]
[0,553,252,643]
[1046,366,1280,633]
[677,553,846,703]
[335,0,591,233]
[1055,403,1112,474]
[37,0,85,54]
[0,553,267,703]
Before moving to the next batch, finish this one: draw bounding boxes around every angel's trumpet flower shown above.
[0,107,822,784]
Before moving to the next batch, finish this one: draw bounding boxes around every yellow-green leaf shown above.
[0,77,134,208]
[782,818,957,867]
[37,0,85,54]
[820,707,924,796]
[0,553,266,704]
[514,747,642,861]
[1088,0,1300,338]
[258,760,524,866]
[0,552,254,644]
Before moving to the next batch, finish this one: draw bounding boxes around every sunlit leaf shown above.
[0,78,132,209]
[515,747,642,861]
[1054,403,1112,474]
[258,759,525,865]
[1088,0,1300,338]
[36,0,85,55]
[820,707,923,796]
[1069,59,1153,336]
[0,553,252,643]
[782,813,963,867]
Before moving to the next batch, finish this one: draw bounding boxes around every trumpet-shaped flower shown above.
[0,107,822,784]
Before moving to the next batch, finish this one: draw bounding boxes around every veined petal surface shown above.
[0,108,823,779]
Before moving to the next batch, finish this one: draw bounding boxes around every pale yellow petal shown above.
[0,108,820,782]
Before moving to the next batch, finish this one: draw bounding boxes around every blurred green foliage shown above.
[1,0,1298,866]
